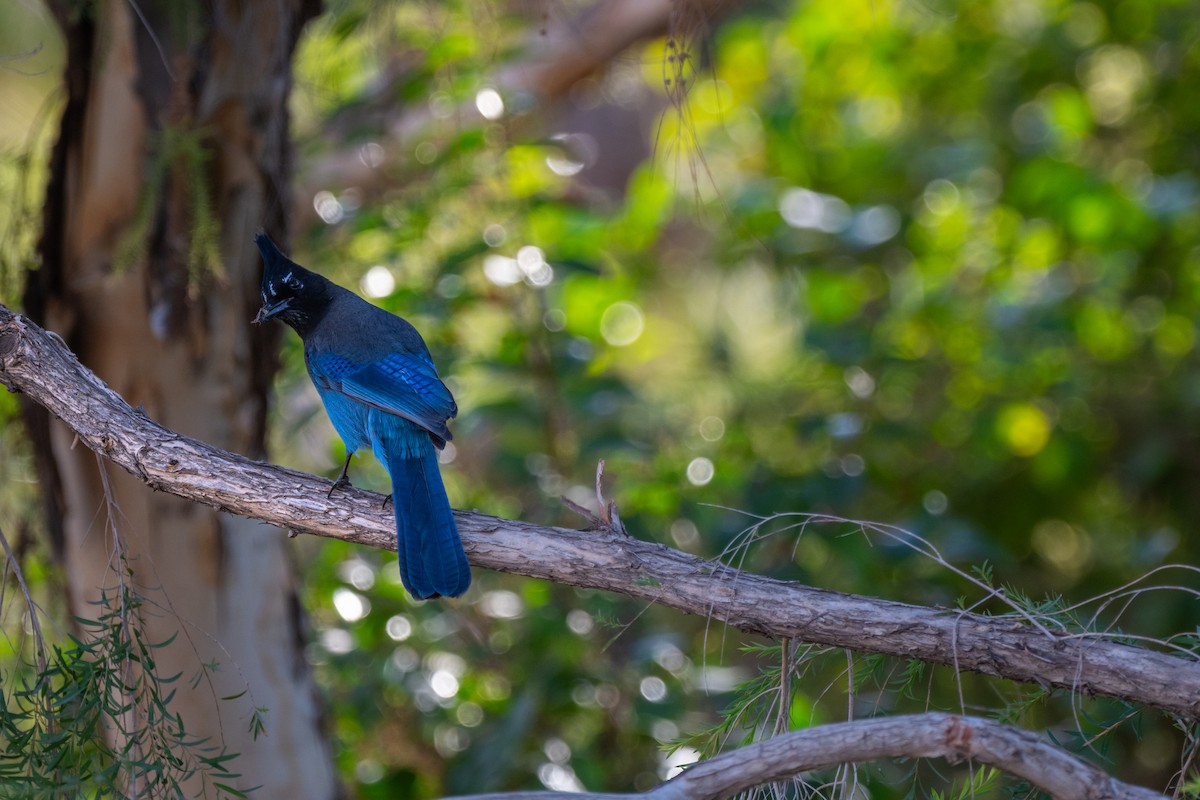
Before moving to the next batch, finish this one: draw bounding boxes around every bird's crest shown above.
[253,233,319,326]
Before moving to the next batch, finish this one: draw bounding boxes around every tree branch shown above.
[441,712,1166,800]
[1,303,1198,722]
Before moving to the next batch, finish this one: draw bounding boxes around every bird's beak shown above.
[253,298,290,324]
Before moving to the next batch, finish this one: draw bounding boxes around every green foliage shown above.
[273,0,1200,793]
[930,767,1001,800]
[0,4,61,305]
[114,126,223,285]
[1,0,1198,795]
[0,582,250,798]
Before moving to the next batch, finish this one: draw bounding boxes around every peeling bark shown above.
[28,0,334,795]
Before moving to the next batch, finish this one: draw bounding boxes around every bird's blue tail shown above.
[382,438,471,599]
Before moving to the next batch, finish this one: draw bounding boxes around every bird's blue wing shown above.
[337,352,457,443]
[307,352,358,388]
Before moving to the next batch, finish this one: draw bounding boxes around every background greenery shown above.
[2,0,1199,796]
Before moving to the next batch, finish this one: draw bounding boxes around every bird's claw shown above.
[327,475,352,499]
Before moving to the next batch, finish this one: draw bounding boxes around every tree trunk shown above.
[27,0,335,795]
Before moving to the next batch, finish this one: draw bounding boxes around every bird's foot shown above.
[327,452,356,499]
[327,475,353,499]
[381,494,393,511]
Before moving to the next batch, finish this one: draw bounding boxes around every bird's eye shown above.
[287,278,302,291]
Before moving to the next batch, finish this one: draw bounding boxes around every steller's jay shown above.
[253,233,470,599]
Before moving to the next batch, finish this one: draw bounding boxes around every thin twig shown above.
[0,522,47,671]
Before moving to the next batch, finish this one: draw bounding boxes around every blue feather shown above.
[373,414,470,599]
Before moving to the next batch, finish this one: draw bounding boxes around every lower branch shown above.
[442,712,1166,800]
[1,304,1198,721]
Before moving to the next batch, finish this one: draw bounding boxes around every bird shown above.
[252,232,470,599]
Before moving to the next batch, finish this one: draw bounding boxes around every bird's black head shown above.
[253,233,331,335]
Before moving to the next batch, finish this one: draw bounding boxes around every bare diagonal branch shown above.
[1,303,1198,721]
